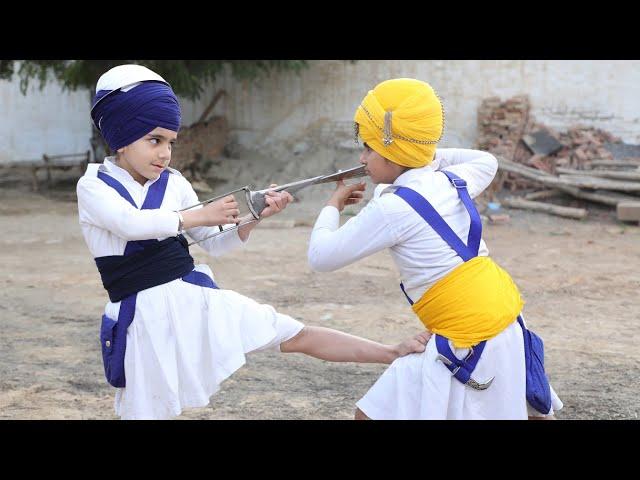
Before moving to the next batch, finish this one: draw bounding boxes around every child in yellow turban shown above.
[308,78,563,419]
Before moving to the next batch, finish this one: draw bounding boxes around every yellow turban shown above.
[354,78,444,168]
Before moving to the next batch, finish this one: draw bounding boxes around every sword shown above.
[181,165,367,246]
[246,164,367,217]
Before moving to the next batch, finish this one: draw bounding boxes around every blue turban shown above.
[91,80,181,151]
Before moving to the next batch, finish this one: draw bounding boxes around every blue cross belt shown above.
[396,170,492,391]
[393,171,553,411]
[434,335,494,390]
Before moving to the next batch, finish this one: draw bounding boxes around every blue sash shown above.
[95,235,194,303]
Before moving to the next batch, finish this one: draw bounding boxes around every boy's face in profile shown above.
[360,143,403,184]
[116,127,178,185]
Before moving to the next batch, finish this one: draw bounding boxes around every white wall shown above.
[0,73,92,164]
[3,60,639,165]
[180,60,640,153]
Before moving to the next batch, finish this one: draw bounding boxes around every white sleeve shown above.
[180,180,245,257]
[434,148,498,198]
[307,200,397,273]
[77,176,180,241]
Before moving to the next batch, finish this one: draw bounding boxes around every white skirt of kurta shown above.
[356,318,563,420]
[102,264,304,420]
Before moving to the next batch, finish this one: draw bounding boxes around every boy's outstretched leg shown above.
[280,326,431,364]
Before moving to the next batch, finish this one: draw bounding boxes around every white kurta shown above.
[308,149,563,419]
[77,157,303,420]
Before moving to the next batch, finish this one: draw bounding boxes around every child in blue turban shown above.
[77,64,430,419]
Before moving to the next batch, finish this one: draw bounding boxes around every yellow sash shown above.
[411,256,524,348]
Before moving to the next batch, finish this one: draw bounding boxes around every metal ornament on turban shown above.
[90,64,181,151]
[354,78,445,168]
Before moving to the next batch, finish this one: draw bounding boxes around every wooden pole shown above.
[501,197,587,219]
[524,189,563,201]
[557,167,640,182]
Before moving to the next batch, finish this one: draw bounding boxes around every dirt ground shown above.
[1,174,639,420]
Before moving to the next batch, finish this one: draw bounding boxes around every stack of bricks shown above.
[514,122,562,174]
[476,94,629,195]
[476,95,537,193]
[476,95,531,162]
[475,95,640,223]
[554,126,620,169]
[476,95,623,172]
